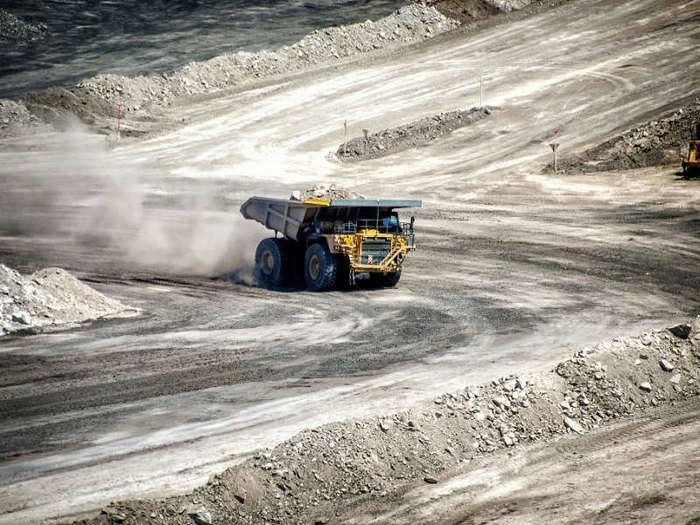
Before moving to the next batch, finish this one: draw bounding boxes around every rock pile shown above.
[337,106,495,161]
[0,98,47,137]
[429,0,559,24]
[293,184,365,201]
[485,0,535,11]
[0,264,130,336]
[18,5,459,137]
[0,9,47,46]
[77,319,699,525]
[553,98,700,173]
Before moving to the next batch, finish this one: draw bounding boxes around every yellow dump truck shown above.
[240,196,421,290]
[682,123,700,178]
[682,140,699,177]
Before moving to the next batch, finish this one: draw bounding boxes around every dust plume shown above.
[0,122,262,279]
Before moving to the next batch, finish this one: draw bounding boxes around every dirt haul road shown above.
[0,0,699,523]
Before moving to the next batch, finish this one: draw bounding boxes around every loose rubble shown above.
[15,5,458,137]
[0,9,47,46]
[336,106,495,161]
[0,264,131,336]
[75,318,699,525]
[430,0,569,24]
[552,98,700,173]
[484,0,535,11]
[292,184,365,201]
[0,99,49,138]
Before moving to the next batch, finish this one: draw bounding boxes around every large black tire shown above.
[334,255,352,290]
[304,243,337,291]
[255,237,290,288]
[285,241,306,288]
[370,269,402,288]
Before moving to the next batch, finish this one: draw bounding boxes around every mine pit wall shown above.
[1,4,460,138]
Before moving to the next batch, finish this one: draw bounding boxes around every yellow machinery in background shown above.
[682,123,700,178]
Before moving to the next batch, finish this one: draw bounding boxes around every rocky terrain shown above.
[0,99,49,138]
[0,4,458,139]
[75,319,699,525]
[553,98,700,173]
[1,1,698,524]
[0,9,46,46]
[0,0,578,140]
[430,0,571,24]
[0,264,132,336]
[336,106,495,161]
[335,97,700,168]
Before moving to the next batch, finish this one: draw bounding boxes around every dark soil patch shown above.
[337,106,496,162]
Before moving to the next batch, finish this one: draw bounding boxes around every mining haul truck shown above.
[240,195,422,291]
[682,123,700,178]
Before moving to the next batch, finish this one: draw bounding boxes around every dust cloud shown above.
[0,123,261,278]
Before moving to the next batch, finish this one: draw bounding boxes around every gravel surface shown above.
[0,264,131,336]
[74,319,699,525]
[553,98,700,173]
[336,106,495,161]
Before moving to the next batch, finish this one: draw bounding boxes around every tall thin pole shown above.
[479,76,483,107]
[343,119,347,156]
[550,143,560,173]
[116,103,123,141]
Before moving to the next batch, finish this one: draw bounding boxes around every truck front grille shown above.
[361,238,391,264]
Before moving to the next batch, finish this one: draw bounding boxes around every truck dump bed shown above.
[240,197,422,241]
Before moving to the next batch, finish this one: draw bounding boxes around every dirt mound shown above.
[553,99,700,173]
[0,98,49,137]
[430,0,567,24]
[0,264,131,336]
[337,106,495,161]
[17,5,459,138]
[76,319,699,525]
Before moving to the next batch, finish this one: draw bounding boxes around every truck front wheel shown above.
[255,237,289,288]
[304,243,337,291]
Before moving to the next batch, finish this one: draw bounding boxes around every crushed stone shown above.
[0,98,49,138]
[0,264,131,336]
[292,184,366,201]
[0,9,47,46]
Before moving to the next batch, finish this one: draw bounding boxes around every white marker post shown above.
[550,142,560,173]
[116,103,123,141]
[480,75,483,108]
[343,119,348,156]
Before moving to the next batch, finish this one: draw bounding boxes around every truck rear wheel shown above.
[255,237,290,288]
[370,269,401,288]
[304,243,337,291]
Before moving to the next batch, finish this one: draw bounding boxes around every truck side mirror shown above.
[410,216,415,232]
